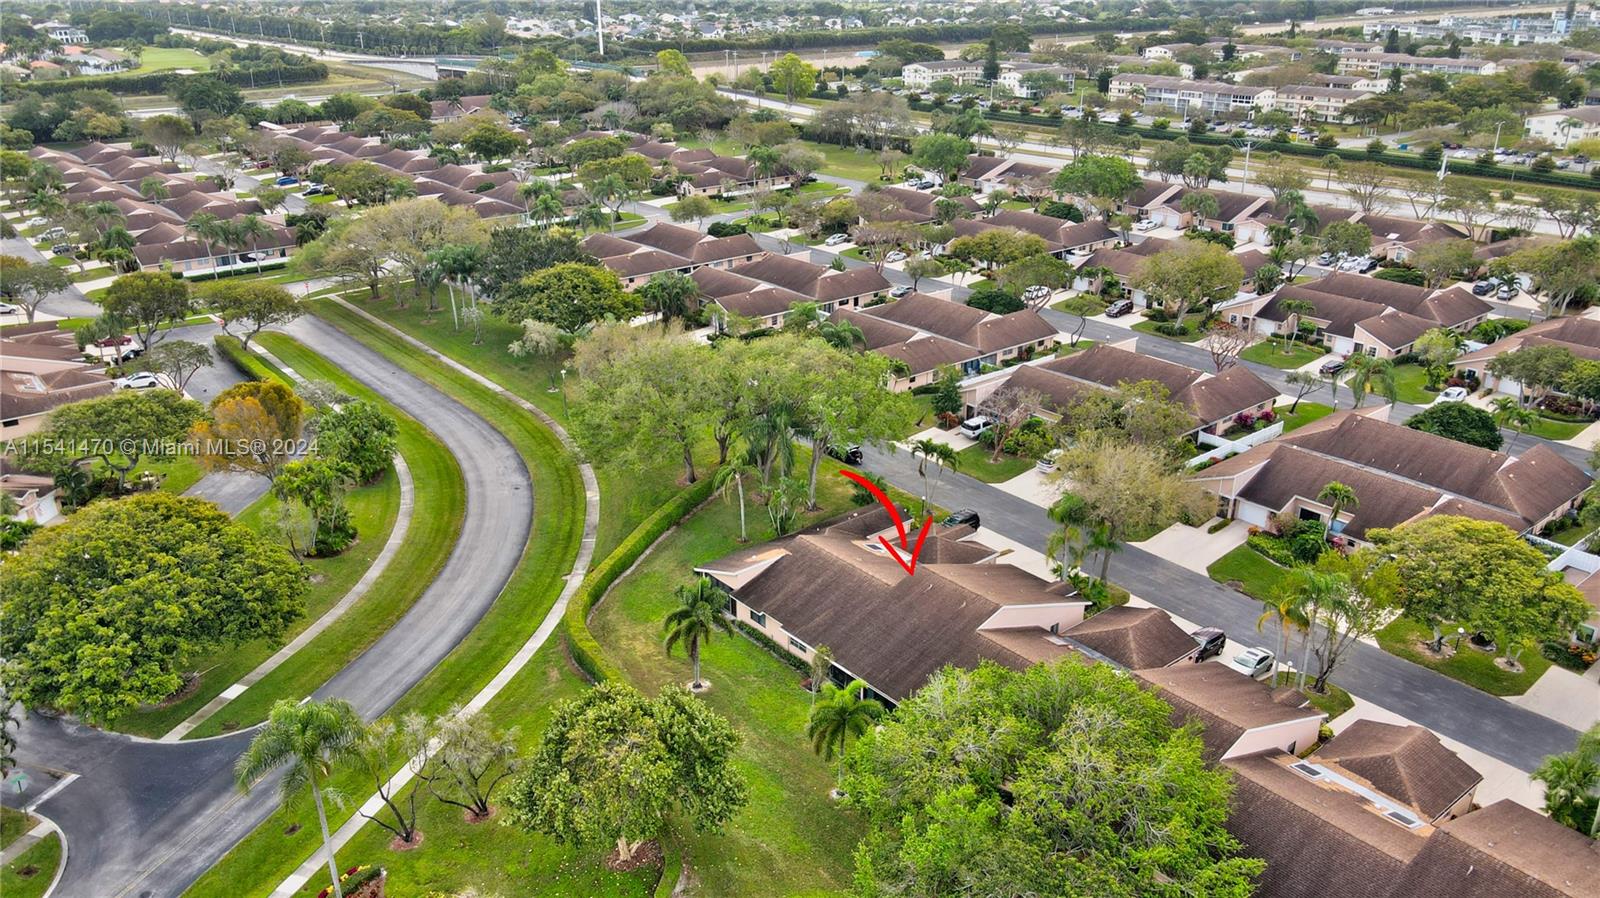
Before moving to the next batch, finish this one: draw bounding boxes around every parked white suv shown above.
[1225,647,1277,680]
[958,416,993,439]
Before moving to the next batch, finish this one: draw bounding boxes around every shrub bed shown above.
[212,334,288,384]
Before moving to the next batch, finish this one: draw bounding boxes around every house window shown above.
[788,635,810,654]
[1299,508,1323,522]
[749,610,767,627]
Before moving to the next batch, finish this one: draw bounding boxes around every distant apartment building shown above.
[1525,107,1600,148]
[899,58,984,89]
[996,62,1078,98]
[1143,41,1297,62]
[1273,85,1376,123]
[1107,73,1275,116]
[1336,52,1498,76]
[38,21,88,44]
[1364,9,1600,46]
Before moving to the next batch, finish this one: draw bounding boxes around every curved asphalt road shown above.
[11,314,536,898]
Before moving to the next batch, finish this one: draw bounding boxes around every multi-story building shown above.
[1107,73,1274,117]
[37,21,88,44]
[1336,52,1498,76]
[1273,85,1376,123]
[899,58,984,89]
[996,62,1077,98]
[1364,9,1600,46]
[1525,107,1600,148]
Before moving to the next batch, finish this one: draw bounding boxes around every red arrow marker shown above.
[838,469,934,576]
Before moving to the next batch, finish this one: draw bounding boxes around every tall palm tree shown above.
[806,679,883,794]
[590,173,628,231]
[1045,492,1089,579]
[909,438,959,517]
[662,575,734,689]
[638,272,699,330]
[236,699,363,898]
[1086,521,1120,584]
[712,455,758,542]
[233,213,271,274]
[212,219,246,279]
[1345,354,1396,407]
[1492,396,1538,451]
[185,211,222,277]
[574,202,610,233]
[1279,298,1315,352]
[1532,727,1600,836]
[1286,567,1346,690]
[818,318,865,351]
[1317,481,1358,540]
[1258,582,1310,675]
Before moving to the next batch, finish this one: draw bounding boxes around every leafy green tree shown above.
[1413,239,1478,289]
[841,660,1263,897]
[170,76,245,128]
[135,339,213,393]
[1404,402,1503,450]
[478,227,595,298]
[930,367,963,417]
[1413,327,1463,390]
[504,682,748,864]
[22,388,204,491]
[807,678,883,793]
[193,381,309,484]
[669,194,716,229]
[1488,344,1576,402]
[273,457,356,557]
[236,699,363,898]
[1130,239,1244,328]
[494,262,641,338]
[2,493,306,724]
[199,280,302,349]
[569,326,716,482]
[770,53,819,104]
[0,257,70,323]
[948,227,1049,271]
[662,576,735,689]
[315,399,400,484]
[102,272,192,349]
[655,49,693,77]
[1534,724,1600,837]
[424,706,522,820]
[1056,432,1212,582]
[637,272,699,330]
[911,133,975,183]
[1345,354,1397,407]
[1320,220,1372,258]
[1052,153,1141,208]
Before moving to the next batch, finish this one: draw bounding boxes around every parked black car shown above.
[1105,299,1135,318]
[1319,358,1346,376]
[942,508,980,529]
[1191,628,1227,662]
[1472,281,1494,296]
[827,444,864,465]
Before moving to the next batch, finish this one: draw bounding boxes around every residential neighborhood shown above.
[3,2,1600,898]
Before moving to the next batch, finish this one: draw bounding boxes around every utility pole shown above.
[595,0,604,57]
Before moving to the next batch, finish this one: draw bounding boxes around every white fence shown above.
[1186,420,1284,468]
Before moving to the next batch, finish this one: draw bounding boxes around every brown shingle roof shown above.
[1062,605,1198,668]
[1387,800,1600,898]
[1134,664,1323,762]
[1316,721,1481,822]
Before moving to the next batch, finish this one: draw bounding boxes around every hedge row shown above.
[213,333,286,384]
[563,474,717,684]
[9,62,329,98]
[886,98,1600,193]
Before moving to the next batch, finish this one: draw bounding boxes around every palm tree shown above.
[818,318,865,351]
[807,679,884,794]
[662,575,734,689]
[1286,567,1345,689]
[1258,582,1310,675]
[909,438,959,518]
[233,213,271,274]
[1532,726,1600,836]
[1345,354,1396,407]
[747,145,780,183]
[185,211,222,277]
[590,173,628,230]
[1492,396,1538,451]
[1279,298,1315,352]
[1086,521,1120,584]
[712,455,759,542]
[1045,492,1089,579]
[212,219,246,279]
[236,699,363,898]
[573,202,610,233]
[1316,481,1358,541]
[638,272,699,330]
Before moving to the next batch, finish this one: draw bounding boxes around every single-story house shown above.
[1222,273,1491,358]
[1455,316,1600,397]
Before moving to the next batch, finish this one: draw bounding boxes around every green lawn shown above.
[955,443,1038,483]
[678,136,886,183]
[1051,295,1105,316]
[1273,672,1353,719]
[1206,544,1288,601]
[0,807,32,850]
[588,458,881,897]
[1131,319,1207,343]
[185,303,586,898]
[1388,363,1436,405]
[895,393,937,439]
[1523,415,1590,441]
[1274,402,1335,433]
[131,47,212,74]
[1375,618,1550,696]
[664,196,751,215]
[1055,338,1096,356]
[0,832,60,898]
[1240,340,1326,370]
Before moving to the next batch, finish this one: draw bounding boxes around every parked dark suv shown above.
[1191,628,1227,662]
[826,444,864,465]
[1105,299,1134,318]
[941,509,980,530]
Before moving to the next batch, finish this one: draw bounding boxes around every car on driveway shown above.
[889,284,913,298]
[1192,628,1227,662]
[113,371,171,390]
[274,176,300,187]
[1134,219,1159,232]
[959,415,993,439]
[1225,647,1276,680]
[0,302,22,316]
[823,233,850,246]
[1496,284,1516,300]
[1035,448,1062,473]
[1319,357,1346,376]
[1472,281,1494,296]
[942,508,981,530]
[1105,299,1134,318]
[50,243,76,256]
[1022,284,1052,302]
[884,250,908,263]
[1435,386,1469,403]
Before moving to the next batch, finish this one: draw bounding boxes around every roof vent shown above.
[1290,761,1325,780]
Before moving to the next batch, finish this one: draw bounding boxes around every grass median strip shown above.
[182,300,585,898]
[173,334,465,739]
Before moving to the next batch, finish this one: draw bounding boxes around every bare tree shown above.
[1338,162,1392,215]
[978,385,1046,462]
[1207,321,1253,372]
